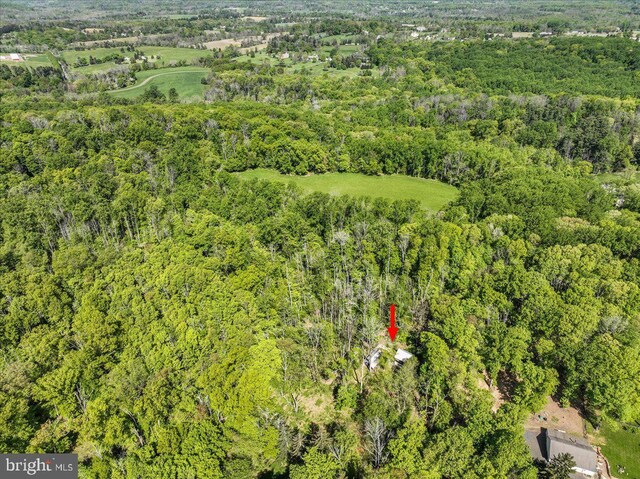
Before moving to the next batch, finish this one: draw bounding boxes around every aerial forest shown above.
[1,1,639,478]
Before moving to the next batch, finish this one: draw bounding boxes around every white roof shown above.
[395,349,413,362]
[366,348,382,370]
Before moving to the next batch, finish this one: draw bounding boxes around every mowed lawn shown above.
[109,67,209,101]
[596,423,640,478]
[235,169,458,212]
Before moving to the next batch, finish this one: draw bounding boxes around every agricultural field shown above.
[234,169,459,212]
[108,66,209,100]
[62,46,208,72]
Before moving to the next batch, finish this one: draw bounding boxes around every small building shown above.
[525,428,598,479]
[10,53,22,61]
[365,348,382,371]
[394,349,413,365]
[366,347,413,371]
[547,429,597,478]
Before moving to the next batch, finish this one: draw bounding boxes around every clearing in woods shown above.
[108,67,209,100]
[235,169,459,212]
[0,53,52,67]
[63,46,207,73]
[476,374,505,412]
[525,396,585,436]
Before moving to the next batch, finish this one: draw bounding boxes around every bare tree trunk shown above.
[364,417,390,468]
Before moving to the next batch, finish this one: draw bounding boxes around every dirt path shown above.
[477,374,505,412]
[113,70,206,93]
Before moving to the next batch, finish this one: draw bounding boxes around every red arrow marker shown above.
[388,304,398,341]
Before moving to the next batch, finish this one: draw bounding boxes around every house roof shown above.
[365,348,382,370]
[524,430,546,462]
[394,349,413,362]
[546,429,597,473]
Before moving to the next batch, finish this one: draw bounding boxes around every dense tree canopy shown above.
[1,6,640,478]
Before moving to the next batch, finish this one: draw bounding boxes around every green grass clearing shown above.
[320,44,362,54]
[109,67,209,101]
[317,34,359,43]
[594,422,640,478]
[236,52,279,66]
[234,169,458,212]
[0,53,52,68]
[63,46,208,72]
[235,49,371,78]
[129,67,208,82]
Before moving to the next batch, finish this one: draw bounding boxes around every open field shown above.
[236,53,278,66]
[68,34,170,47]
[317,34,360,43]
[235,50,372,78]
[241,16,269,22]
[320,44,362,54]
[234,169,458,212]
[63,46,207,72]
[239,43,270,53]
[71,61,127,74]
[109,67,208,100]
[204,32,285,51]
[203,38,243,50]
[0,53,52,68]
[594,422,640,478]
